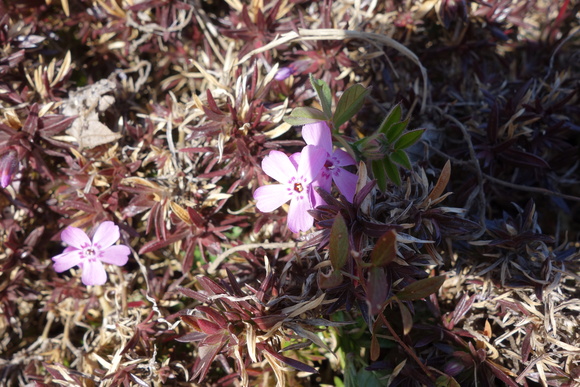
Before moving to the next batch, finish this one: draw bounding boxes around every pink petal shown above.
[332,168,358,203]
[262,150,297,184]
[309,181,327,208]
[100,245,130,266]
[61,227,91,249]
[81,259,107,286]
[289,152,300,168]
[302,122,332,153]
[287,194,314,233]
[254,184,291,212]
[274,67,294,80]
[297,145,327,183]
[52,250,82,272]
[331,148,355,167]
[92,221,120,249]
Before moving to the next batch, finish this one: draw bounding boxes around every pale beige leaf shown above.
[67,119,121,149]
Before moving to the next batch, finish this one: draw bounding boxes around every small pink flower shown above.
[302,121,358,202]
[273,60,313,81]
[274,67,294,80]
[253,146,326,233]
[52,221,130,286]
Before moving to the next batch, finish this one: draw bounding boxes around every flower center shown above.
[324,159,335,169]
[293,183,304,193]
[84,247,96,256]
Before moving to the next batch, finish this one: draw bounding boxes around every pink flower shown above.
[273,60,313,81]
[52,221,130,286]
[254,146,326,233]
[274,67,294,80]
[302,121,358,202]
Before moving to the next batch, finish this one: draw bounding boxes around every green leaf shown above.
[370,229,397,267]
[284,107,327,126]
[394,128,425,150]
[371,159,387,192]
[329,212,349,270]
[333,84,370,129]
[356,369,383,387]
[390,149,412,170]
[436,375,461,387]
[378,103,402,135]
[344,352,359,387]
[310,75,333,119]
[383,156,401,186]
[396,275,446,301]
[385,119,409,143]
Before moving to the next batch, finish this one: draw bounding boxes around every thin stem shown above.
[380,313,436,381]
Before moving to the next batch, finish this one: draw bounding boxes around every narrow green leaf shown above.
[390,149,412,170]
[378,103,402,135]
[329,212,349,270]
[310,75,333,119]
[383,156,402,186]
[436,375,461,387]
[284,107,327,126]
[333,84,370,129]
[385,119,409,143]
[370,229,397,267]
[396,275,446,301]
[394,128,425,150]
[371,159,387,192]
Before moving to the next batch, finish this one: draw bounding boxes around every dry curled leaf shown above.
[62,79,121,149]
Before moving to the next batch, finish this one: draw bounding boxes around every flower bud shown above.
[274,67,294,80]
[0,149,18,188]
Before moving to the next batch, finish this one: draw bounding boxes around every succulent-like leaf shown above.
[370,324,381,362]
[318,269,344,289]
[367,266,387,315]
[370,229,397,267]
[329,212,349,270]
[396,276,446,301]
[397,299,413,335]
[333,83,370,128]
